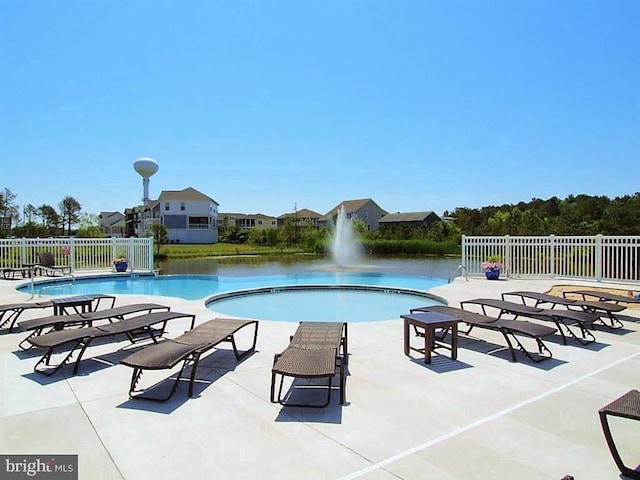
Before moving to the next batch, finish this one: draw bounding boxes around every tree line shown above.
[2,185,638,246]
[448,193,640,236]
[0,187,99,238]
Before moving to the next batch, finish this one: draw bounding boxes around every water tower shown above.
[133,157,159,205]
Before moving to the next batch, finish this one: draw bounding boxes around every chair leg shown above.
[599,411,640,479]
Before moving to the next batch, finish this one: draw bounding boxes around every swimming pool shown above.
[207,284,443,322]
[21,272,447,322]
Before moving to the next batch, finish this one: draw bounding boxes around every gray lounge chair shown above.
[501,290,626,329]
[28,311,195,375]
[411,305,556,363]
[120,318,259,401]
[460,298,599,345]
[271,322,347,408]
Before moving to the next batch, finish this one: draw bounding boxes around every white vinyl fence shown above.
[0,237,154,273]
[462,235,640,283]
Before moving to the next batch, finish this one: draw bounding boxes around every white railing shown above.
[462,235,640,283]
[0,237,154,273]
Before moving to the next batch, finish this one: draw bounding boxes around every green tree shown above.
[150,223,168,255]
[76,213,103,237]
[38,204,60,233]
[0,187,19,236]
[59,196,82,236]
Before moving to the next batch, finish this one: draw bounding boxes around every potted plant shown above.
[481,255,503,280]
[113,255,128,272]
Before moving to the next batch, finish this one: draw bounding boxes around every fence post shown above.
[128,239,135,271]
[596,234,603,281]
[68,238,75,272]
[504,235,510,277]
[149,237,155,272]
[550,235,555,278]
[461,235,466,273]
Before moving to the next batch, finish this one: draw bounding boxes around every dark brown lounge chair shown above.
[0,300,53,333]
[502,290,626,329]
[17,302,170,350]
[271,322,347,408]
[2,267,32,280]
[411,305,556,363]
[598,389,640,479]
[459,298,599,345]
[37,252,71,276]
[120,318,259,401]
[563,289,640,305]
[28,311,195,375]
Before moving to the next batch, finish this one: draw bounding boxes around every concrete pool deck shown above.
[0,274,638,479]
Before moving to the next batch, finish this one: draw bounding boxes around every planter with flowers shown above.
[113,256,128,272]
[481,255,503,280]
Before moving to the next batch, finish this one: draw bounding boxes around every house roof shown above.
[322,199,386,220]
[379,211,439,223]
[278,208,323,219]
[158,187,219,205]
[99,211,125,228]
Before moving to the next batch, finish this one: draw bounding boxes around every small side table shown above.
[51,295,97,315]
[598,389,640,479]
[401,311,460,364]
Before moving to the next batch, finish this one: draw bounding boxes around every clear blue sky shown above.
[1,0,638,220]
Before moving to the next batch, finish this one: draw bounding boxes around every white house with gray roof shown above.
[144,187,219,243]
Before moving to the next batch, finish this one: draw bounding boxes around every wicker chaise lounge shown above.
[460,298,599,345]
[501,291,626,329]
[411,305,556,363]
[37,251,71,276]
[271,321,347,408]
[120,318,259,401]
[28,311,195,375]
[17,302,170,350]
[0,300,54,333]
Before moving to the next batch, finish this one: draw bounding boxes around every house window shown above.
[164,202,170,211]
[180,202,185,211]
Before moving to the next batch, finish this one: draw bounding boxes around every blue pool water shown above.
[208,286,443,322]
[21,271,447,322]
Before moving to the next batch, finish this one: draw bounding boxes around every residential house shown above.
[220,213,278,229]
[378,211,442,233]
[124,206,147,238]
[156,187,219,243]
[277,208,323,228]
[319,199,387,231]
[99,211,126,237]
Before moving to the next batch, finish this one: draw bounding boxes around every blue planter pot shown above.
[485,268,500,280]
[114,261,128,272]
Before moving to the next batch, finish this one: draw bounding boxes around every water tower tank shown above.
[133,157,158,203]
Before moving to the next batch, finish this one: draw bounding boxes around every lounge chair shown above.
[410,305,556,363]
[502,290,626,329]
[28,311,195,375]
[120,318,259,401]
[598,389,640,479]
[17,302,170,350]
[0,300,54,333]
[271,322,347,408]
[2,267,33,280]
[563,289,640,305]
[37,251,71,276]
[459,298,599,345]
